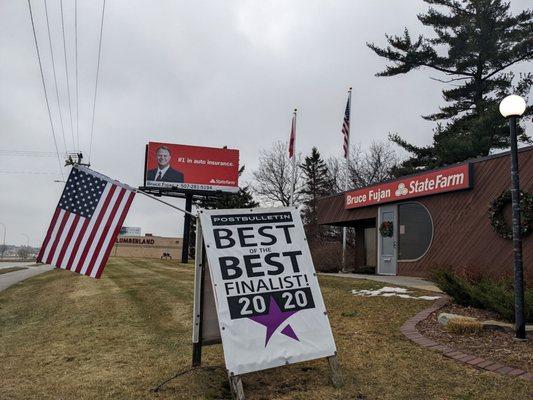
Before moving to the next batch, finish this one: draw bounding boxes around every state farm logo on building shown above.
[395,183,408,197]
[345,163,471,209]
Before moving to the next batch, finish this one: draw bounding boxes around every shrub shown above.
[431,269,533,323]
[310,241,353,273]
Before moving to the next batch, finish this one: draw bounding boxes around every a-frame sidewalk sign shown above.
[192,207,343,399]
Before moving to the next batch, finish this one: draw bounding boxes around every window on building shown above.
[398,202,433,261]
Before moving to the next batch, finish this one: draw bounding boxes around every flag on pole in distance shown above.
[37,166,135,279]
[342,94,351,159]
[288,110,296,158]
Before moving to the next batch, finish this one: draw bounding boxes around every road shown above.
[0,261,35,270]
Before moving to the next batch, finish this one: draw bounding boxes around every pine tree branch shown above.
[417,62,473,77]
[429,76,471,83]
[481,52,533,81]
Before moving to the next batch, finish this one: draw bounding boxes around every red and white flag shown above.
[288,110,297,158]
[37,166,135,279]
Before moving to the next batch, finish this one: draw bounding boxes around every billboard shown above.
[144,142,239,193]
[345,163,472,209]
[199,207,337,375]
[119,226,141,236]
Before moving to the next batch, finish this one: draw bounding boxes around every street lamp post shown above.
[0,223,6,259]
[499,94,527,340]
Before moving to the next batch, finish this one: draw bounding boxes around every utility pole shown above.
[65,152,90,167]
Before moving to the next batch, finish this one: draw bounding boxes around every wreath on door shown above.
[379,221,394,237]
[488,189,533,240]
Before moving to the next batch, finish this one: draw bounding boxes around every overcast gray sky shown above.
[1,0,531,246]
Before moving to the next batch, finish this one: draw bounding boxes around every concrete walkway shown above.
[0,261,36,270]
[0,264,53,293]
[322,272,442,293]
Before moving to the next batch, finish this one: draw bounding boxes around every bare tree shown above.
[356,141,398,186]
[327,141,399,191]
[252,141,304,206]
[17,246,29,260]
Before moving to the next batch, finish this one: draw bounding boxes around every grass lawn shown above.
[0,258,531,399]
[0,267,27,275]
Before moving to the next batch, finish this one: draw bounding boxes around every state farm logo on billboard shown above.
[345,164,471,209]
[145,142,239,193]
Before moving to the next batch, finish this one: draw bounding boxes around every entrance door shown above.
[377,205,397,275]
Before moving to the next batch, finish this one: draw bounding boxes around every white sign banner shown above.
[199,207,337,375]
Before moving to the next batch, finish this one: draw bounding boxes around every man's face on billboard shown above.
[156,148,171,168]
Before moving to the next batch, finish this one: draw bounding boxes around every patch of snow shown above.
[351,286,441,301]
[418,295,441,301]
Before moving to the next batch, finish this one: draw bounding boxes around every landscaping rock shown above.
[437,313,478,327]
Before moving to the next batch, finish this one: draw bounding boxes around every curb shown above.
[400,296,532,382]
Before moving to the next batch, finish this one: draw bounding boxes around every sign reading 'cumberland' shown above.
[345,163,472,209]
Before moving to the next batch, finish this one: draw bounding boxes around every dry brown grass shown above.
[0,267,27,275]
[446,318,483,334]
[0,258,531,400]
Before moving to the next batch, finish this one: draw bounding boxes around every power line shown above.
[0,149,57,157]
[43,0,68,155]
[88,0,106,164]
[27,0,65,180]
[60,0,76,150]
[0,171,60,175]
[75,0,79,152]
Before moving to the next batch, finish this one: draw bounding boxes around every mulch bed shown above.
[417,303,533,372]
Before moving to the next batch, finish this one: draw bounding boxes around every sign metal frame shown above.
[191,208,344,399]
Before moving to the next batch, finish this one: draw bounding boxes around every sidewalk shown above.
[0,265,54,293]
[321,272,442,293]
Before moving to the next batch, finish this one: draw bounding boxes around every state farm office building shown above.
[317,146,533,279]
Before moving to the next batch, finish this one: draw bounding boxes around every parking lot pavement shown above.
[0,265,54,292]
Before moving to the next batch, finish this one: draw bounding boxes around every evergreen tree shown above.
[300,147,333,240]
[189,166,258,257]
[368,0,532,174]
[196,166,258,210]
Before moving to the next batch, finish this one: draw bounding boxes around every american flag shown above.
[342,92,351,159]
[37,166,135,279]
[288,110,296,158]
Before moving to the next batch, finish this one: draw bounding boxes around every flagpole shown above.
[342,88,352,271]
[289,108,297,206]
[74,164,196,217]
[135,189,196,217]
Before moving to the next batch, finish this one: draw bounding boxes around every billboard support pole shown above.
[192,216,204,366]
[181,193,193,263]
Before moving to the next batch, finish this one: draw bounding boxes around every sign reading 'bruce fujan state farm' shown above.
[199,208,337,375]
[345,163,472,209]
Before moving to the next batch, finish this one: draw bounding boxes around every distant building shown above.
[111,233,182,259]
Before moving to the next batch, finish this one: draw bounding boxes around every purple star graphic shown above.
[250,296,300,346]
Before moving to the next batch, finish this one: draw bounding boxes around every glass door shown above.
[377,204,397,275]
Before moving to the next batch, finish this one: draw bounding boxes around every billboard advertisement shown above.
[144,142,239,193]
[119,226,141,236]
